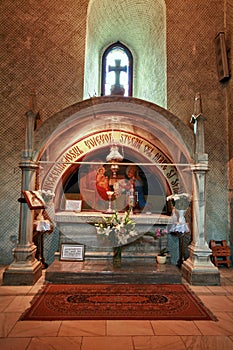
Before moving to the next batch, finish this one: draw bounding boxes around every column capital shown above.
[191,162,209,172]
[19,159,39,170]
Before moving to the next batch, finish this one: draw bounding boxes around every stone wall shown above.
[0,0,231,264]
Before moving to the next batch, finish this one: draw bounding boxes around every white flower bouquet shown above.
[95,209,138,246]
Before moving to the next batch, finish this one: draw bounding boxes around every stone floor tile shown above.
[8,320,61,337]
[0,285,31,296]
[222,286,233,294]
[198,295,233,312]
[81,336,134,350]
[188,285,214,295]
[27,336,82,350]
[58,320,106,336]
[0,295,16,312]
[150,320,201,335]
[0,337,31,350]
[27,279,46,295]
[133,335,186,350]
[219,268,233,277]
[181,335,233,350]
[207,286,232,295]
[107,320,154,335]
[221,278,233,286]
[4,295,33,313]
[0,312,21,337]
[194,312,233,336]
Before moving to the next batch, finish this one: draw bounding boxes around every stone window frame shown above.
[101,41,133,97]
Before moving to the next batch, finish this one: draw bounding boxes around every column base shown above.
[181,242,220,285]
[182,259,220,285]
[2,259,42,286]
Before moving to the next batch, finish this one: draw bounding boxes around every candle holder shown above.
[106,190,114,213]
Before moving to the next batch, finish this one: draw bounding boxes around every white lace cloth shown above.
[34,220,51,232]
[168,223,189,234]
[168,208,189,234]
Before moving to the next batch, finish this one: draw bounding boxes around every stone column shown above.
[3,102,42,285]
[182,160,220,285]
[3,159,42,285]
[182,93,220,285]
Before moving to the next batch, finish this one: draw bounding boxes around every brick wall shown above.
[0,0,231,264]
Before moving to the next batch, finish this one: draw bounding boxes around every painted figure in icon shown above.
[125,165,146,209]
[96,166,110,201]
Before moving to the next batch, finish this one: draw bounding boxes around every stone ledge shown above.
[45,258,181,284]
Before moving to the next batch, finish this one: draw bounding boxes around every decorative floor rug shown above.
[21,284,217,321]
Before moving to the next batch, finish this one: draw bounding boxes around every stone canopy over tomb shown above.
[3,96,220,286]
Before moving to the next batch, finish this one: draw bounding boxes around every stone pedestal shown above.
[45,258,182,284]
[3,243,42,285]
[182,243,220,285]
[3,261,42,286]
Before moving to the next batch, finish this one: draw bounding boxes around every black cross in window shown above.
[108,59,127,86]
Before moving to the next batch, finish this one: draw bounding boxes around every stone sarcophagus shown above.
[55,211,172,258]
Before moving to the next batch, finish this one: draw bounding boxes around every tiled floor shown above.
[0,266,232,350]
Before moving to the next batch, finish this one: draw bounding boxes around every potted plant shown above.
[157,247,169,264]
[144,227,169,264]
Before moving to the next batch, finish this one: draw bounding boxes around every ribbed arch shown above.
[84,0,166,107]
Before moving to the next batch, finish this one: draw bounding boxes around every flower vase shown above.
[113,246,122,264]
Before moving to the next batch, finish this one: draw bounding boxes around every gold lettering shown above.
[144,144,153,156]
[42,131,180,194]
[120,134,127,144]
[166,169,176,179]
[152,152,162,162]
[84,138,97,149]
[43,183,54,191]
[47,173,58,183]
[84,133,112,149]
[171,178,179,188]
[69,146,83,158]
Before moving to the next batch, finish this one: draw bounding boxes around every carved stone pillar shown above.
[3,100,42,285]
[3,158,42,285]
[182,93,220,285]
[182,161,220,285]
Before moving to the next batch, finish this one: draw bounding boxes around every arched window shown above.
[101,42,133,97]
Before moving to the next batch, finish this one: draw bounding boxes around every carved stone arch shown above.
[34,97,194,214]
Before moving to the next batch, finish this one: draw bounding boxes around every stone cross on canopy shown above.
[109,59,127,87]
[190,92,206,155]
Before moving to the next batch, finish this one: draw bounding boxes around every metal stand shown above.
[34,231,48,269]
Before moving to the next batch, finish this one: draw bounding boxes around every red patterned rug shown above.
[21,284,217,321]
